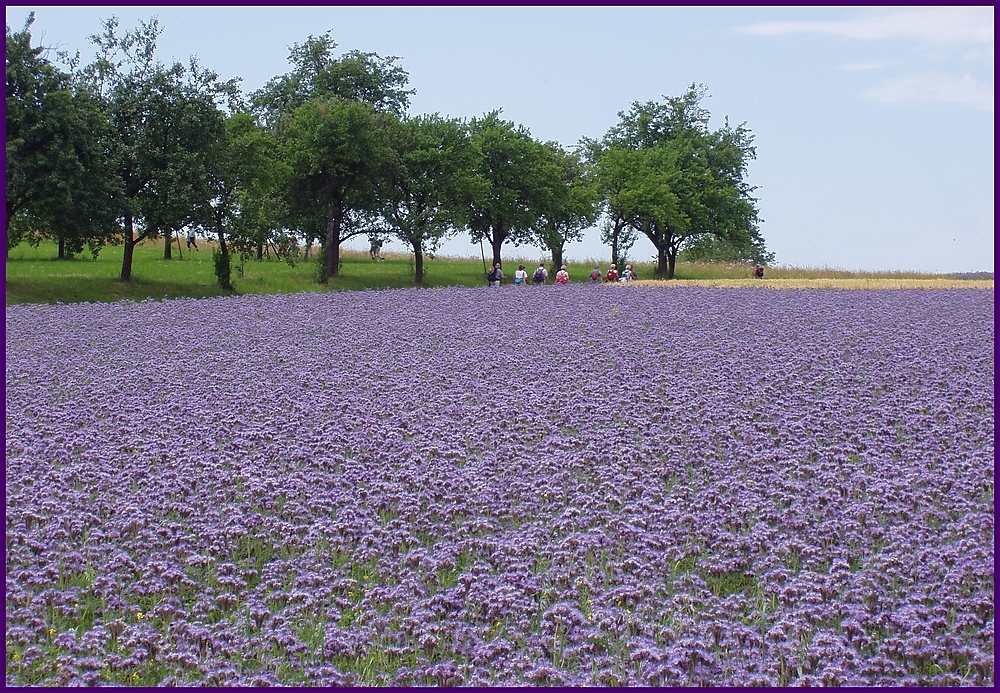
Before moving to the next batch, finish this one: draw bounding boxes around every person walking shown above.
[487,262,504,286]
[370,237,384,261]
[186,230,198,250]
[513,264,528,286]
[555,265,570,285]
[531,263,548,285]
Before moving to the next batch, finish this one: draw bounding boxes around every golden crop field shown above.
[629,278,994,290]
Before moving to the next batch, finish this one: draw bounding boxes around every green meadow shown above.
[5,240,967,305]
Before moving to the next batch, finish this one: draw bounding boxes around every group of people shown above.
[487,262,637,287]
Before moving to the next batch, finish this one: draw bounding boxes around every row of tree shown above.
[5,14,773,287]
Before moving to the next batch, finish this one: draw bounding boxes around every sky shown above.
[6,5,995,272]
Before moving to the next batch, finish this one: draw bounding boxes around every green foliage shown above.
[594,84,766,278]
[465,111,557,265]
[599,217,638,267]
[703,570,759,598]
[533,143,600,271]
[6,240,958,305]
[380,114,474,283]
[281,97,396,280]
[251,31,412,127]
[199,112,292,287]
[5,14,120,256]
[212,249,232,290]
[76,16,237,280]
[681,231,775,265]
[6,15,775,290]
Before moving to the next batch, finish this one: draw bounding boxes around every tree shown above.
[582,136,638,268]
[380,114,473,284]
[680,227,774,265]
[282,97,395,281]
[77,17,236,281]
[5,14,120,258]
[599,215,638,268]
[252,31,412,127]
[197,113,285,289]
[596,85,763,278]
[465,111,555,267]
[533,143,599,272]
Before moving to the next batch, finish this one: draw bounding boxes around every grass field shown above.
[4,240,991,304]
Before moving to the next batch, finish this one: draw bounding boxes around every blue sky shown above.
[6,6,994,272]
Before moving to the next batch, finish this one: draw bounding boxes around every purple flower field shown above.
[5,286,994,686]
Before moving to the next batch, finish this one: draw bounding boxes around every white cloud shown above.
[740,8,994,45]
[959,45,995,65]
[839,62,888,72]
[865,72,994,111]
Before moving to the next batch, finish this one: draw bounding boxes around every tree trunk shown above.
[216,228,232,290]
[57,235,66,260]
[551,242,564,274]
[163,232,172,259]
[611,218,628,267]
[327,241,341,279]
[656,245,669,278]
[413,239,424,286]
[667,248,677,280]
[255,240,264,261]
[120,215,135,281]
[490,227,503,267]
[304,239,312,259]
[322,204,343,281]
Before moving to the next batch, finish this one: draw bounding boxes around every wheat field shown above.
[630,278,994,290]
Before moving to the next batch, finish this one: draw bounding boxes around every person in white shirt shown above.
[513,264,528,286]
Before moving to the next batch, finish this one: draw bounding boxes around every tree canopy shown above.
[74,17,237,280]
[594,85,764,278]
[465,111,557,267]
[380,114,473,284]
[534,143,599,272]
[281,97,395,280]
[5,14,120,258]
[5,16,774,285]
[252,32,412,127]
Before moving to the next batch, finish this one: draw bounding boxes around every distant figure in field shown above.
[370,237,384,261]
[487,262,504,286]
[186,230,198,250]
[620,264,635,282]
[555,265,570,285]
[513,264,528,286]
[532,263,548,285]
[754,264,765,279]
[605,264,619,283]
[589,266,602,283]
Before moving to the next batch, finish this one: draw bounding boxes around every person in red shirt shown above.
[605,264,619,283]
